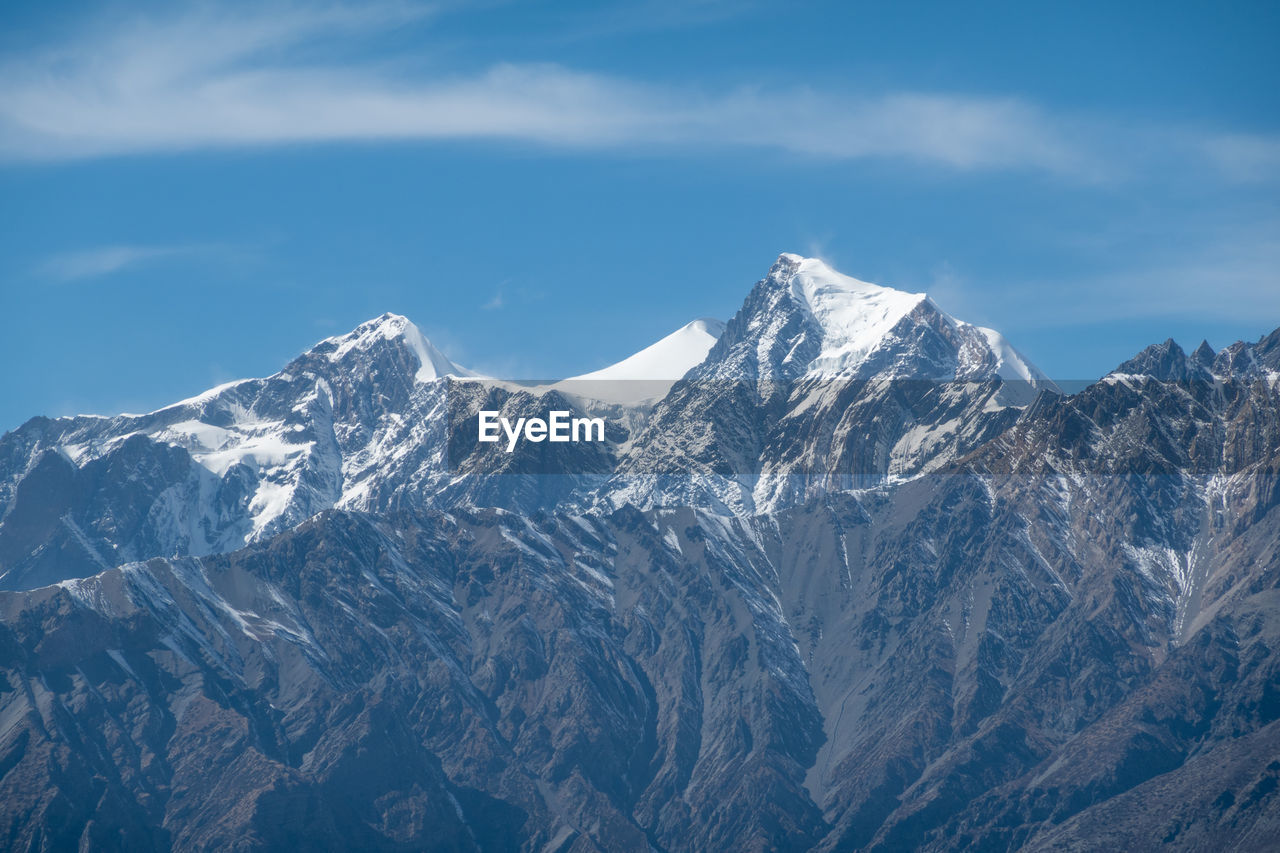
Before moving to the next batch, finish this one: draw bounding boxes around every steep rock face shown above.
[0,435,236,591]
[1114,338,1214,383]
[1113,328,1280,383]
[823,379,1280,850]
[0,506,833,852]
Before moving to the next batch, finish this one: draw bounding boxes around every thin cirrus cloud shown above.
[1202,134,1280,184]
[37,245,196,282]
[0,3,1104,176]
[966,219,1280,330]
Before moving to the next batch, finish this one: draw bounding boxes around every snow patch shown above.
[562,318,725,403]
[974,325,1048,384]
[786,257,926,376]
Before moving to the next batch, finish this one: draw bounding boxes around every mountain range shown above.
[1,254,1277,851]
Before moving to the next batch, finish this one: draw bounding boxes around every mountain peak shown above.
[572,317,726,384]
[560,317,727,403]
[686,317,727,336]
[321,313,474,381]
[711,253,1046,386]
[1191,339,1216,366]
[773,254,928,375]
[1111,337,1200,382]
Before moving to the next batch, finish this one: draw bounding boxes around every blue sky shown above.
[1,0,1277,431]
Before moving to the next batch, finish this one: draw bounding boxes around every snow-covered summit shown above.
[572,318,726,382]
[555,318,726,405]
[699,253,1051,387]
[0,313,485,575]
[320,313,478,381]
[780,255,929,376]
[603,254,1058,516]
[783,253,1049,384]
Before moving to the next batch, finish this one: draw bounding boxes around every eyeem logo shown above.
[478,410,606,453]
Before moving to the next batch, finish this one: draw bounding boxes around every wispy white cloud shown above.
[1202,134,1280,184]
[38,245,195,281]
[0,3,1088,175]
[0,3,1272,187]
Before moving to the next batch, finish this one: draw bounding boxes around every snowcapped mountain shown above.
[320,312,478,381]
[767,254,1046,384]
[0,308,722,590]
[695,254,1050,386]
[0,313,470,589]
[601,253,1058,513]
[0,256,1059,588]
[570,318,726,382]
[2,254,1278,851]
[560,317,726,404]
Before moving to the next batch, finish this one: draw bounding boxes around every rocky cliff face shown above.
[1,256,1277,851]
